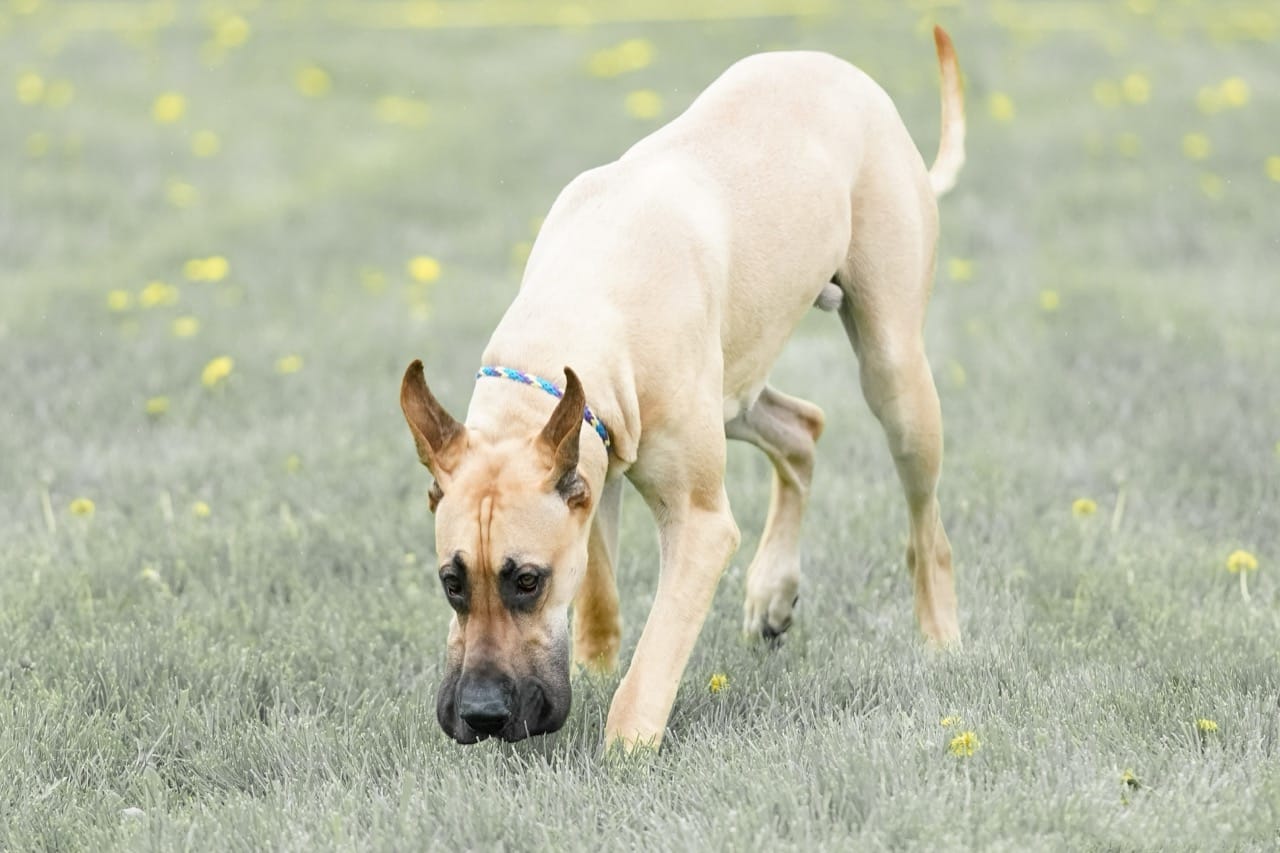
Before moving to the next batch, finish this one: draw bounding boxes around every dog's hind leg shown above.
[726,386,825,643]
[835,204,960,646]
[573,475,623,673]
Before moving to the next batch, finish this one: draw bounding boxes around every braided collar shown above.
[475,365,612,453]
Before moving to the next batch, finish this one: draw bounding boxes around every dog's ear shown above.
[400,360,466,486]
[539,367,590,510]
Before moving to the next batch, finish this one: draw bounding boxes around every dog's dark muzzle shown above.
[438,665,570,744]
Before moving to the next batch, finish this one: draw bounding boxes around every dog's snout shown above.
[457,672,516,736]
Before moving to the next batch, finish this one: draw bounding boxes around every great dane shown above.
[400,27,965,749]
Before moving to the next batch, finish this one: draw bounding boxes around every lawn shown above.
[2,0,1279,849]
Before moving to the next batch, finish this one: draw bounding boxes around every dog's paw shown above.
[742,582,799,647]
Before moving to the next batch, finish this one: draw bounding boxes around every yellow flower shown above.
[587,38,655,78]
[201,355,234,387]
[1182,133,1211,161]
[1039,289,1060,312]
[1092,79,1120,108]
[139,566,163,584]
[1226,550,1258,574]
[1116,132,1141,157]
[1265,156,1280,183]
[374,95,429,126]
[407,255,441,283]
[947,258,974,282]
[191,501,211,518]
[183,256,229,282]
[940,715,963,727]
[213,14,250,48]
[69,497,95,516]
[1196,718,1218,733]
[948,731,980,757]
[45,79,74,108]
[1121,72,1150,104]
[947,361,967,388]
[165,179,198,208]
[1121,768,1140,789]
[16,71,45,104]
[152,92,186,124]
[295,65,331,97]
[708,673,728,694]
[987,92,1015,122]
[1198,173,1224,201]
[284,453,303,473]
[106,290,133,311]
[171,316,200,338]
[145,396,170,416]
[1220,77,1249,108]
[138,281,179,308]
[624,89,663,120]
[191,130,220,157]
[1072,497,1098,517]
[360,267,386,293]
[275,354,303,374]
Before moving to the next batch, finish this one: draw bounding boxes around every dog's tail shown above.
[928,25,965,198]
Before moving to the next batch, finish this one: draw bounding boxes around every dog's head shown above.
[399,360,594,743]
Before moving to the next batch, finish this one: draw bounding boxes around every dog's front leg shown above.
[604,457,740,751]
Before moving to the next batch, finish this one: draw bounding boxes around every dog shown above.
[400,27,965,750]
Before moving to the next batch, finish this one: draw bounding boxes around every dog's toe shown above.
[743,589,799,647]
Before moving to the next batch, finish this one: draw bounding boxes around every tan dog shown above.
[401,27,965,750]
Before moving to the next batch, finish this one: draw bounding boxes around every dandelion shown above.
[275,354,303,374]
[1092,79,1120,108]
[940,715,963,727]
[1265,156,1280,183]
[144,396,169,416]
[374,95,429,126]
[165,179,199,208]
[171,316,199,338]
[68,497,95,516]
[1220,77,1249,108]
[1198,173,1224,201]
[1039,289,1060,312]
[294,65,332,97]
[16,71,44,104]
[708,673,728,694]
[1226,548,1259,602]
[201,355,234,387]
[213,14,250,48]
[284,453,302,473]
[191,130,220,157]
[152,92,186,124]
[1120,768,1140,788]
[407,255,441,283]
[948,730,980,757]
[138,281,179,308]
[106,290,133,311]
[625,89,663,120]
[947,258,973,282]
[987,92,1015,122]
[1072,497,1098,517]
[1121,72,1150,104]
[191,501,211,518]
[45,79,74,108]
[587,38,655,78]
[183,256,229,282]
[1182,133,1211,161]
[1196,718,1218,733]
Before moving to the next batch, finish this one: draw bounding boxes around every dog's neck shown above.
[464,378,611,507]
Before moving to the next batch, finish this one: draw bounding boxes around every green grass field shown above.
[4,0,1279,848]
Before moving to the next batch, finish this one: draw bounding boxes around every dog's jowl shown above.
[401,28,966,750]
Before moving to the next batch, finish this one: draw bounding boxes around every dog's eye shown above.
[514,572,541,594]
[441,575,463,598]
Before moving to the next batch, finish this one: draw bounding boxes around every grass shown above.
[3,0,1279,849]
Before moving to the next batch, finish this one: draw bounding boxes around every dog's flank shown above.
[402,28,966,752]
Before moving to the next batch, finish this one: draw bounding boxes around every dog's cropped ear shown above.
[400,360,466,486]
[539,367,590,510]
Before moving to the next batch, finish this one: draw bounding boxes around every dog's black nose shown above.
[457,673,515,736]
